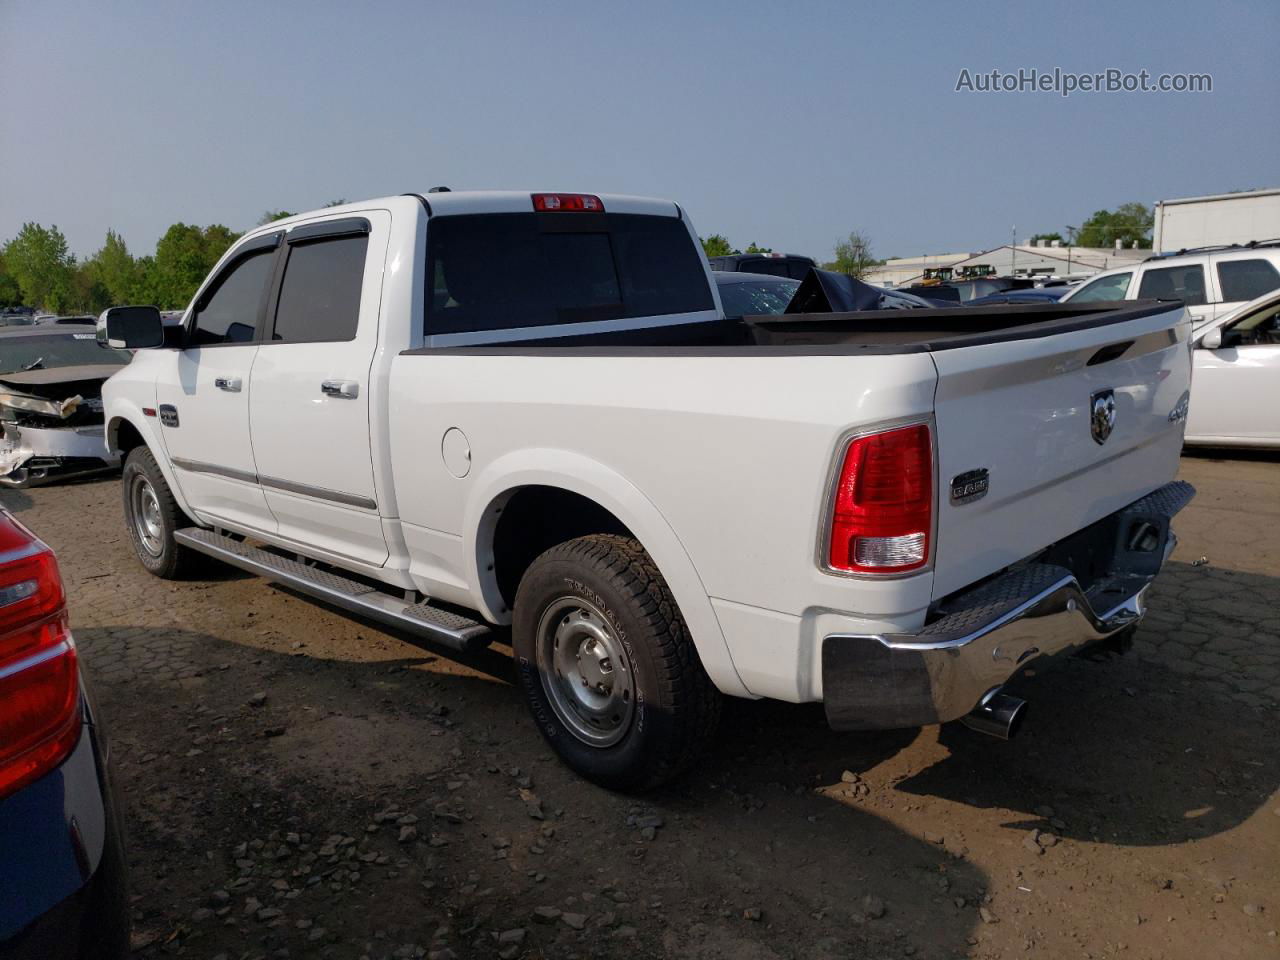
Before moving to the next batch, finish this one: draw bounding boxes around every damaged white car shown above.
[0,323,134,486]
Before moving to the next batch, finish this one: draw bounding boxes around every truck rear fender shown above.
[465,449,752,699]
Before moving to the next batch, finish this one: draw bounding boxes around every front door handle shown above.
[213,376,242,393]
[321,379,359,399]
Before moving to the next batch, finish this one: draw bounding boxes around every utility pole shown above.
[1065,225,1077,276]
[1011,225,1016,276]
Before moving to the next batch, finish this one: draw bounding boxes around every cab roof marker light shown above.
[532,193,605,213]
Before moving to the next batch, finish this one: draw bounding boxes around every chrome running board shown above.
[174,527,491,652]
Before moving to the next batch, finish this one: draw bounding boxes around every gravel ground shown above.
[2,451,1277,960]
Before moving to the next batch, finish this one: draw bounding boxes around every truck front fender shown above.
[465,448,752,699]
[105,409,195,520]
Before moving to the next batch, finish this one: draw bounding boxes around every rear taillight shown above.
[826,423,933,574]
[0,521,79,800]
[532,193,604,212]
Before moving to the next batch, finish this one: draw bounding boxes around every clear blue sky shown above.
[2,0,1276,261]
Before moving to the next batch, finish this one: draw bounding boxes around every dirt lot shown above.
[3,452,1277,960]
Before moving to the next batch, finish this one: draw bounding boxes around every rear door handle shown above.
[321,379,359,399]
[213,377,242,393]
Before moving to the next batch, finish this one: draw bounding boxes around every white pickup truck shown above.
[99,190,1194,789]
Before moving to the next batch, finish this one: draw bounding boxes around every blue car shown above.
[0,511,129,959]
[963,288,1068,306]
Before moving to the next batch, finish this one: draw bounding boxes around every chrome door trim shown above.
[171,459,376,510]
[170,457,259,485]
[260,474,377,511]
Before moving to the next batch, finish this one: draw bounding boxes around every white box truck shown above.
[1154,188,1280,254]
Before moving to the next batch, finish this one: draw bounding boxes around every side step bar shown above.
[174,527,492,652]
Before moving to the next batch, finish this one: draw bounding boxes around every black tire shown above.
[121,446,196,579]
[512,534,721,791]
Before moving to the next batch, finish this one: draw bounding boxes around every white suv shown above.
[1061,243,1280,327]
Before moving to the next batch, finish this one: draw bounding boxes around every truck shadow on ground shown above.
[72,550,1279,958]
[699,562,1279,855]
[79,624,988,959]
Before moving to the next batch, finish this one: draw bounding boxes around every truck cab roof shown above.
[255,192,683,230]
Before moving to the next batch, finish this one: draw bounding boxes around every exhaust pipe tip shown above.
[960,691,1028,741]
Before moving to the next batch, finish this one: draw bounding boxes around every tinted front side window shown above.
[1138,265,1206,306]
[1070,272,1132,302]
[272,235,368,343]
[192,250,274,345]
[426,213,713,335]
[1217,258,1280,303]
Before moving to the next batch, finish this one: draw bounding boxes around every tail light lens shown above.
[532,193,604,212]
[827,423,933,574]
[0,518,79,801]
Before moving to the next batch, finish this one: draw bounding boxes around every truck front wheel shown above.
[121,446,196,579]
[512,534,721,791]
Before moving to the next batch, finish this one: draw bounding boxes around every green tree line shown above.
[701,230,883,278]
[0,202,348,314]
[0,221,240,314]
[1032,202,1155,249]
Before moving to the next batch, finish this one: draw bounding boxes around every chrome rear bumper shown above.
[822,481,1194,731]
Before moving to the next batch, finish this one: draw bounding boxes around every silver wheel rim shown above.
[130,474,164,557]
[536,596,636,747]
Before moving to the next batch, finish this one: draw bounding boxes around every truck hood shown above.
[0,363,125,393]
[0,365,121,426]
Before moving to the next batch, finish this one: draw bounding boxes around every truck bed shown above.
[406,300,1171,355]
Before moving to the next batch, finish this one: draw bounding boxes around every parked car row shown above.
[1060,240,1280,326]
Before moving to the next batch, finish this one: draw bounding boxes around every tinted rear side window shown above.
[426,213,713,335]
[1138,265,1206,306]
[1217,258,1280,303]
[272,235,368,343]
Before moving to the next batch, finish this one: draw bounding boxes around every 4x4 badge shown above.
[158,404,179,428]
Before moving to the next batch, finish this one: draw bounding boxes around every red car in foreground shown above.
[0,510,129,959]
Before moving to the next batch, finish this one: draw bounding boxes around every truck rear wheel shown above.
[121,446,197,580]
[512,534,721,791]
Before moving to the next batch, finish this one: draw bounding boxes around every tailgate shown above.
[929,303,1192,600]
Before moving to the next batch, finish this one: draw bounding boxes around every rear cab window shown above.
[425,212,713,336]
